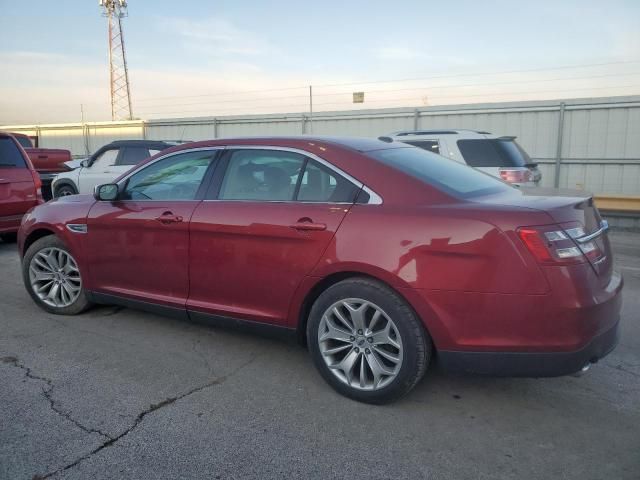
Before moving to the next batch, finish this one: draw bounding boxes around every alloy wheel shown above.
[317,298,404,391]
[29,247,82,308]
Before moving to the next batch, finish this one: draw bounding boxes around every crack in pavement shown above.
[603,362,640,379]
[1,356,113,441]
[30,352,261,479]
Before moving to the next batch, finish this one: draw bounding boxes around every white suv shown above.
[388,129,541,187]
[51,140,181,197]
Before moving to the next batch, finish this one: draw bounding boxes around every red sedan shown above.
[18,137,622,404]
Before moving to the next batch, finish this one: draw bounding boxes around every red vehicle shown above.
[0,132,43,242]
[11,132,72,200]
[17,137,622,403]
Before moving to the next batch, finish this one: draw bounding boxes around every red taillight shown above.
[517,225,587,265]
[499,168,533,184]
[517,228,553,262]
[30,170,43,202]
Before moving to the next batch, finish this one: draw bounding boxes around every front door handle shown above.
[155,211,183,224]
[290,218,327,231]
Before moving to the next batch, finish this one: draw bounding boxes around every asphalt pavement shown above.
[1,231,639,480]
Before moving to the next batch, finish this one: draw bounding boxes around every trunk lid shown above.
[473,187,613,283]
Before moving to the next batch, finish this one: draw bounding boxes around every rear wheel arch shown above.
[296,271,434,347]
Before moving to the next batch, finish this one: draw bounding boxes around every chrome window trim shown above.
[221,145,383,205]
[113,146,225,202]
[114,144,383,205]
[116,146,225,186]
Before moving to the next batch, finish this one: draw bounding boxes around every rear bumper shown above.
[438,319,620,377]
[38,173,58,182]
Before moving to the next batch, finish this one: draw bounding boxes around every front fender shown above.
[18,197,94,288]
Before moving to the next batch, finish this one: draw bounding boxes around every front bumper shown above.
[438,319,620,377]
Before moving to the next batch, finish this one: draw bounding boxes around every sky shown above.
[1,0,639,125]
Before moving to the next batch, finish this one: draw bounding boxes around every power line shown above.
[138,84,639,117]
[134,71,640,111]
[134,60,640,104]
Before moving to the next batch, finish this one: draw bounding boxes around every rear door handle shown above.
[155,212,183,224]
[290,218,327,231]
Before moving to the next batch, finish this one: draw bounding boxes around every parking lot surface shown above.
[1,232,639,480]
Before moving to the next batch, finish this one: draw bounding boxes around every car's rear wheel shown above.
[54,183,77,198]
[307,277,431,404]
[22,235,91,315]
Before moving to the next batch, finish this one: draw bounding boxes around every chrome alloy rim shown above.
[29,247,82,308]
[318,298,404,391]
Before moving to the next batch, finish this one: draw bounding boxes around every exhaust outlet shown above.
[572,363,591,377]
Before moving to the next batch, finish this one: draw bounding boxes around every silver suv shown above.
[389,129,541,187]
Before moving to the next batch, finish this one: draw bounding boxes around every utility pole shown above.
[308,85,313,134]
[99,0,133,121]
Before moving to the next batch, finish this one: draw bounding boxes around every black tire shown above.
[307,277,431,404]
[0,233,17,243]
[22,235,92,315]
[54,183,77,198]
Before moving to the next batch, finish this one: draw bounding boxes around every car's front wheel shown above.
[22,235,91,315]
[54,183,77,198]
[307,277,431,404]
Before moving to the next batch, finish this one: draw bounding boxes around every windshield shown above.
[368,146,513,198]
[457,139,532,167]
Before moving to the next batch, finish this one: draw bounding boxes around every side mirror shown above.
[81,159,89,168]
[94,184,119,201]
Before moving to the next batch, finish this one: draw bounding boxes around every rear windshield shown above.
[457,139,532,167]
[368,147,512,198]
[0,137,27,168]
[14,135,34,149]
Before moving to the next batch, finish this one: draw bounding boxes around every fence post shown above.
[413,109,420,130]
[213,118,218,139]
[83,124,91,156]
[301,115,307,134]
[554,102,566,188]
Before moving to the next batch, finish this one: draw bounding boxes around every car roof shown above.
[389,129,496,138]
[5,131,30,139]
[103,140,179,148]
[173,136,408,153]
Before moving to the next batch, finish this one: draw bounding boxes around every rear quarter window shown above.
[0,137,28,168]
[457,139,530,167]
[403,140,440,154]
[14,135,34,149]
[368,146,512,198]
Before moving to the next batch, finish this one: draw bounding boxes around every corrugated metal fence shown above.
[4,95,640,196]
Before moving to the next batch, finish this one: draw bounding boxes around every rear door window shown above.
[368,146,512,198]
[457,139,529,167]
[219,150,304,201]
[403,140,440,154]
[119,147,152,166]
[0,137,27,168]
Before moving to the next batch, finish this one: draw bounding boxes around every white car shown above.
[52,140,180,197]
[388,129,541,187]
